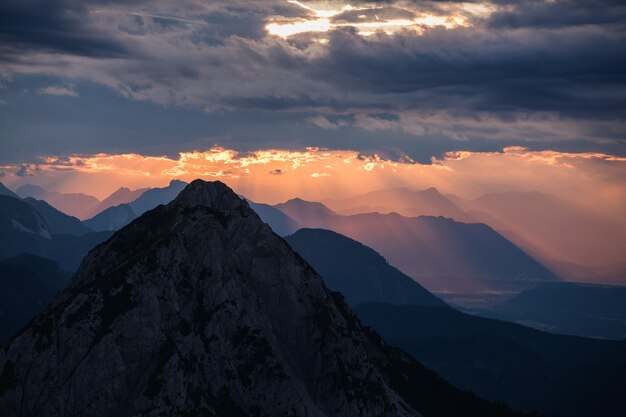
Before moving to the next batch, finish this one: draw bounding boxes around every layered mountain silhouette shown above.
[83,181,190,231]
[465,191,626,270]
[247,200,300,236]
[16,184,100,220]
[286,228,445,307]
[323,187,467,219]
[0,180,523,417]
[0,254,71,342]
[274,199,556,293]
[23,197,92,236]
[0,183,19,199]
[83,203,138,232]
[84,186,148,219]
[281,229,626,416]
[355,303,626,417]
[128,179,187,216]
[482,282,626,340]
[0,195,112,271]
[316,187,626,281]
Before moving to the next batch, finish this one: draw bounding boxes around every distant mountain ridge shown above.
[128,179,188,216]
[83,203,137,232]
[323,187,467,220]
[286,228,445,307]
[482,282,626,339]
[84,186,148,219]
[0,194,112,271]
[23,197,92,235]
[274,198,556,294]
[16,184,100,220]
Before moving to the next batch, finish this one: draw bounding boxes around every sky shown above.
[0,0,625,209]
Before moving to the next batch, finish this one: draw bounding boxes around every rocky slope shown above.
[0,180,521,417]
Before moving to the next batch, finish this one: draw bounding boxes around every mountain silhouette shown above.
[0,195,112,271]
[128,179,188,216]
[0,182,19,199]
[0,180,523,417]
[84,186,148,219]
[323,187,467,220]
[16,184,100,220]
[23,197,92,235]
[83,203,137,232]
[247,200,300,236]
[483,282,626,339]
[355,302,626,417]
[274,199,556,294]
[286,228,445,307]
[467,191,626,269]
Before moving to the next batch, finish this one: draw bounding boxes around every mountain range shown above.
[277,226,626,416]
[274,198,556,295]
[286,228,446,307]
[481,282,626,340]
[0,180,523,417]
[16,184,100,220]
[319,187,626,277]
[0,194,112,271]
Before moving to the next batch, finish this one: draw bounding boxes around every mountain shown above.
[274,199,556,295]
[355,302,626,417]
[0,180,523,417]
[482,282,626,339]
[128,179,187,216]
[275,198,336,224]
[247,200,300,236]
[0,195,52,239]
[24,197,92,235]
[83,203,137,232]
[0,254,71,342]
[0,195,112,271]
[16,184,100,220]
[85,186,148,219]
[14,184,47,199]
[0,183,18,199]
[468,191,626,269]
[286,228,445,307]
[323,187,468,220]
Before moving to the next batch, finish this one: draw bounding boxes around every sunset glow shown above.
[266,1,484,38]
[3,147,625,226]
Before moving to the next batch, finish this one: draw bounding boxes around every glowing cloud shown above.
[266,1,492,38]
[2,146,625,227]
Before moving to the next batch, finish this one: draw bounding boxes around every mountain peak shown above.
[175,179,246,211]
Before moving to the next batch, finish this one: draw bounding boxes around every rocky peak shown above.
[176,179,248,212]
[0,180,523,417]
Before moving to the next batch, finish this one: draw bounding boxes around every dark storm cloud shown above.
[311,25,626,117]
[488,0,626,29]
[0,0,129,58]
[0,0,625,159]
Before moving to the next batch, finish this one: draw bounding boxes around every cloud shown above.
[307,115,349,129]
[15,164,40,177]
[1,146,625,226]
[38,85,79,97]
[0,0,624,159]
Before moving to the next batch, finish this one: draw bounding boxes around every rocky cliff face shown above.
[0,180,418,417]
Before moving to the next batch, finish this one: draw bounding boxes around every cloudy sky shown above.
[0,0,625,206]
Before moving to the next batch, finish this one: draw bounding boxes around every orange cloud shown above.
[1,146,625,225]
